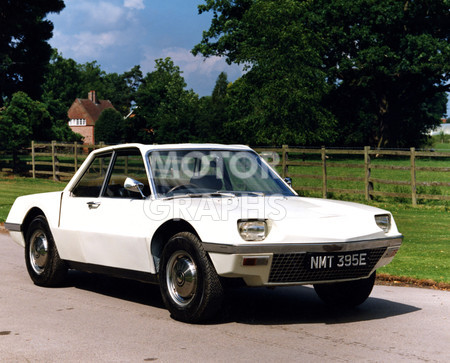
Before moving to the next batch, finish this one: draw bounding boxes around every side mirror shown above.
[284,177,292,187]
[124,177,145,198]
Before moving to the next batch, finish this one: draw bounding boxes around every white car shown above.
[6,144,402,322]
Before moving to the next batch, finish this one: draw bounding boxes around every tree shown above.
[41,50,84,125]
[134,58,200,143]
[318,0,449,147]
[0,0,65,104]
[194,0,336,145]
[101,65,142,116]
[0,91,80,153]
[212,72,229,104]
[0,92,55,169]
[195,72,230,143]
[194,0,449,147]
[94,108,126,144]
[211,72,229,142]
[193,0,253,64]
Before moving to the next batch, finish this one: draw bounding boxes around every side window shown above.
[71,153,112,197]
[104,149,150,198]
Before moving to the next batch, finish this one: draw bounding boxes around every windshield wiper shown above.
[240,191,265,197]
[163,191,236,201]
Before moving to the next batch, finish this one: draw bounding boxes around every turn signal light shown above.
[242,256,270,266]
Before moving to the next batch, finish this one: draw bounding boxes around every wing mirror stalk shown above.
[284,177,292,187]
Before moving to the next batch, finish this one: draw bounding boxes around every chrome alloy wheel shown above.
[29,229,49,275]
[166,251,198,307]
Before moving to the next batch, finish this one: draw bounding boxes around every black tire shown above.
[159,232,223,323]
[313,272,376,307]
[25,216,67,286]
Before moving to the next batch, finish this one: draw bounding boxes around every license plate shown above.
[307,251,369,270]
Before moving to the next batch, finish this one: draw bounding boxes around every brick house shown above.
[67,90,115,144]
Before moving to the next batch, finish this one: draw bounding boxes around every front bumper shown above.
[204,236,402,286]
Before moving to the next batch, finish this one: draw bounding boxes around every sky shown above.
[46,0,244,97]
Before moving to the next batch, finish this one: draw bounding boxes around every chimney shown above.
[88,90,98,104]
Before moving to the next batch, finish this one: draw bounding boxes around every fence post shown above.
[281,144,288,178]
[364,146,372,201]
[31,140,36,179]
[51,140,60,181]
[321,146,327,198]
[410,147,417,206]
[51,140,56,181]
[74,141,78,172]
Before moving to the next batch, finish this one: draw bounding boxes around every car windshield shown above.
[148,150,295,198]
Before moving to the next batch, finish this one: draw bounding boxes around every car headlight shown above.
[238,220,268,241]
[375,214,391,233]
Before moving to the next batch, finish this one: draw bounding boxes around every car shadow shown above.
[64,270,165,310]
[63,271,420,326]
[215,285,421,325]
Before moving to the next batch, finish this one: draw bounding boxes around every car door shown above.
[58,148,155,273]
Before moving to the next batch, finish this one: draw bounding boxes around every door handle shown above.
[87,201,101,209]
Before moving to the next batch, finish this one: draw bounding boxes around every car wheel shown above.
[313,272,376,307]
[159,232,223,323]
[25,215,67,286]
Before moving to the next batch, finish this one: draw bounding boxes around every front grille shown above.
[268,247,387,283]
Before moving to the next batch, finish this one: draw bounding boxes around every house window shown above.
[69,119,86,126]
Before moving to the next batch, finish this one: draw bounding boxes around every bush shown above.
[94,108,124,144]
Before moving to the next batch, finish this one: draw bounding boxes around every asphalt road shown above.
[1,232,449,362]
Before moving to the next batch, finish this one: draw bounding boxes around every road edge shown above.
[376,273,449,291]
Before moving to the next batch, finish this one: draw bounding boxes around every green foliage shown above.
[133,58,200,144]
[312,0,450,147]
[0,91,81,155]
[0,0,65,104]
[41,50,85,125]
[194,0,449,147]
[94,109,126,144]
[0,92,53,151]
[195,0,337,145]
[194,72,230,143]
[193,0,254,63]
[101,65,143,115]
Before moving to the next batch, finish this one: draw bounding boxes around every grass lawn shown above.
[0,175,67,222]
[0,174,448,284]
[374,203,449,283]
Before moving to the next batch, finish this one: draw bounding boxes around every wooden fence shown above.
[254,145,450,206]
[29,141,106,180]
[24,142,450,205]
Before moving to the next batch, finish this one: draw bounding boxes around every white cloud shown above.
[124,0,145,10]
[48,0,142,63]
[73,1,126,30]
[75,31,124,57]
[141,47,241,77]
[52,30,127,61]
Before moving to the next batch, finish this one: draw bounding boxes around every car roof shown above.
[92,143,253,154]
